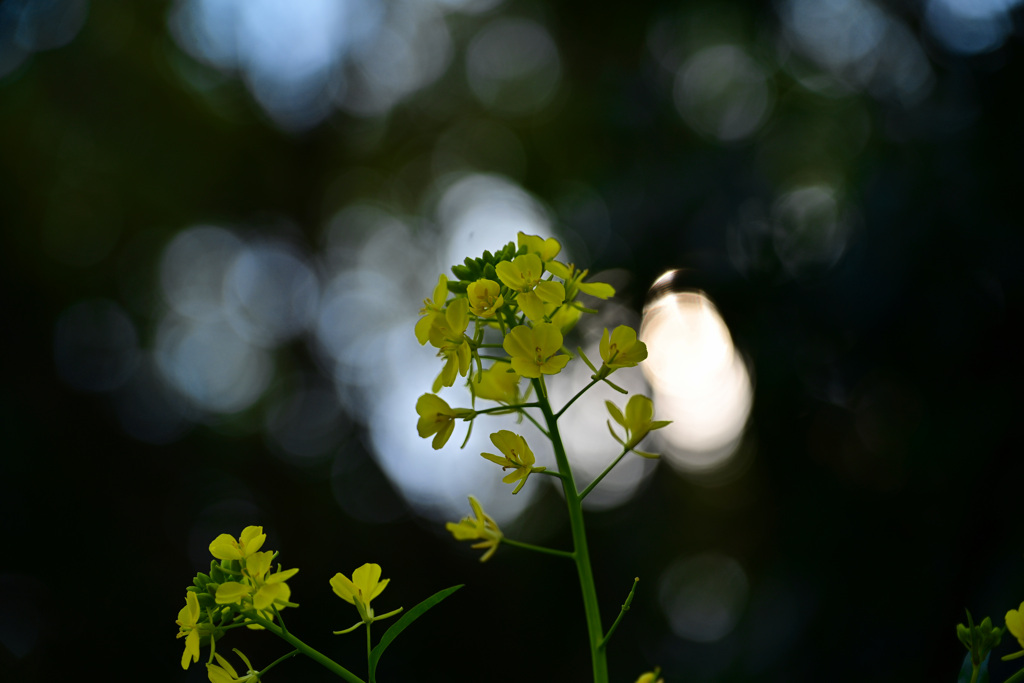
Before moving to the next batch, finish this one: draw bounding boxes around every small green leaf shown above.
[368,584,462,679]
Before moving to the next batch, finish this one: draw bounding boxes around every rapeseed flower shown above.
[495,254,545,293]
[517,231,561,263]
[207,651,259,683]
[502,323,570,378]
[472,365,522,404]
[415,274,450,345]
[547,261,615,301]
[176,591,203,669]
[480,430,545,494]
[330,563,390,621]
[429,297,472,391]
[467,278,504,318]
[517,281,565,322]
[446,495,503,562]
[599,325,647,374]
[416,393,474,449]
[209,526,266,562]
[606,395,670,457]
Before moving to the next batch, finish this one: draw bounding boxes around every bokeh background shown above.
[2,0,1023,681]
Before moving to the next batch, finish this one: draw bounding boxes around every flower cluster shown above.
[175,526,299,671]
[414,233,669,563]
[414,232,616,413]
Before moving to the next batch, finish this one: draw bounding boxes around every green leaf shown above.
[958,652,990,683]
[368,584,462,680]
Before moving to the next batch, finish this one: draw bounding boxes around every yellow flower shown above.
[175,591,203,669]
[606,395,670,458]
[207,651,259,683]
[209,526,266,561]
[517,280,565,322]
[416,393,474,449]
[214,551,299,620]
[502,323,570,378]
[547,261,615,301]
[634,669,664,683]
[467,278,504,318]
[1007,602,1024,650]
[472,365,522,404]
[599,325,647,373]
[480,430,545,494]
[245,551,299,611]
[429,297,472,391]
[330,563,390,621]
[495,254,545,293]
[549,302,582,334]
[517,231,561,263]
[415,274,450,345]
[446,495,503,562]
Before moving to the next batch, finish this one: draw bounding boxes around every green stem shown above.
[518,408,549,436]
[579,448,629,501]
[503,536,574,559]
[475,403,541,415]
[248,614,366,683]
[258,649,300,678]
[555,377,601,419]
[533,378,608,683]
[598,578,639,649]
[366,622,373,683]
[1005,667,1024,683]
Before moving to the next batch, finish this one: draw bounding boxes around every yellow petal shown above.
[215,581,251,605]
[181,629,200,669]
[532,323,564,357]
[330,572,357,604]
[239,526,266,554]
[502,325,536,361]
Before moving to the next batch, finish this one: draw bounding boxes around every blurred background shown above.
[2,0,1023,681]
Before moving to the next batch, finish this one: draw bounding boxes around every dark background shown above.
[2,1,1023,681]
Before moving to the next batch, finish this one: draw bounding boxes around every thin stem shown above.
[598,578,639,650]
[555,377,601,419]
[503,536,574,559]
[1006,667,1024,683]
[259,649,300,678]
[533,378,608,683]
[579,448,629,501]
[247,614,366,683]
[516,407,549,437]
[271,605,289,635]
[366,622,373,683]
[475,403,541,415]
